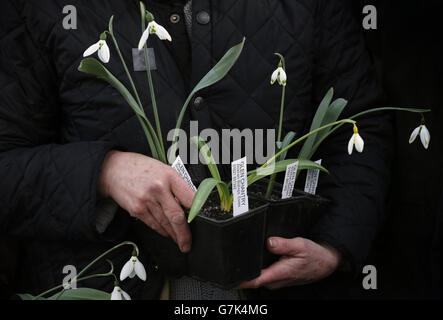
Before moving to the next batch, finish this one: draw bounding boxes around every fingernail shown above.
[269,238,276,248]
[181,244,190,253]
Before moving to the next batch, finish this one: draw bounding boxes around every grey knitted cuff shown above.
[95,198,119,234]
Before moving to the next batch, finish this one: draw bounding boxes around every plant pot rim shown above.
[194,200,269,226]
[251,189,331,205]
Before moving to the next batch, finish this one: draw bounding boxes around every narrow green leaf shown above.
[78,58,146,120]
[47,288,111,300]
[78,57,163,160]
[108,16,114,35]
[190,136,230,208]
[174,38,246,141]
[278,131,296,160]
[188,178,229,223]
[298,88,334,159]
[17,293,45,300]
[306,98,348,159]
[190,136,221,180]
[248,159,329,185]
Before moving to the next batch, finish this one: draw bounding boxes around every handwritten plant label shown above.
[172,156,197,192]
[231,157,249,217]
[281,161,299,199]
[304,159,322,195]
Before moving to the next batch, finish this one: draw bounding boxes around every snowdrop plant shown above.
[187,136,328,220]
[78,2,246,165]
[188,86,432,220]
[18,241,145,300]
[265,53,295,198]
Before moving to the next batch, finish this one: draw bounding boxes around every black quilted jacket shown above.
[0,0,393,298]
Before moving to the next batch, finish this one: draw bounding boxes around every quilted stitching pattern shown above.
[0,0,393,294]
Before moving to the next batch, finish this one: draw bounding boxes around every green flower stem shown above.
[266,84,286,198]
[311,107,431,152]
[141,13,166,160]
[107,22,164,162]
[32,241,138,300]
[173,95,194,144]
[262,119,356,169]
[266,53,287,198]
[277,85,286,142]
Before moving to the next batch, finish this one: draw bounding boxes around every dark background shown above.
[0,0,441,299]
[349,0,442,299]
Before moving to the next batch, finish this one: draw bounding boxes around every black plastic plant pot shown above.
[249,180,331,268]
[133,192,270,289]
[187,199,268,288]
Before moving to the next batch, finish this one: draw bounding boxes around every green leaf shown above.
[190,136,221,180]
[188,178,229,223]
[248,159,328,185]
[17,288,110,300]
[78,57,162,160]
[278,131,296,160]
[174,38,246,141]
[108,16,114,35]
[190,136,230,208]
[78,58,146,120]
[306,98,348,159]
[47,288,111,300]
[17,293,45,300]
[298,88,334,160]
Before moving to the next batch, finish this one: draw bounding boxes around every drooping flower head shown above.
[138,11,172,50]
[271,58,287,86]
[110,283,131,300]
[409,123,430,149]
[348,124,364,155]
[83,32,110,63]
[120,254,147,281]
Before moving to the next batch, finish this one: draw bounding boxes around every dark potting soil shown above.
[199,192,265,221]
[251,190,280,201]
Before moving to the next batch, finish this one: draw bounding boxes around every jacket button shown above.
[193,96,204,110]
[196,11,210,25]
[170,14,181,24]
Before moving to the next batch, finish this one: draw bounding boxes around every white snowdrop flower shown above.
[120,256,147,281]
[83,33,110,63]
[110,286,131,300]
[271,66,287,86]
[409,124,430,149]
[348,124,364,155]
[138,12,172,50]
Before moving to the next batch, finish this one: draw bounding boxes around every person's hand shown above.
[98,151,195,253]
[238,237,342,290]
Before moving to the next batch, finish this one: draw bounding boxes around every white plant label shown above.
[304,159,322,195]
[172,156,197,192]
[281,161,299,199]
[231,157,249,217]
